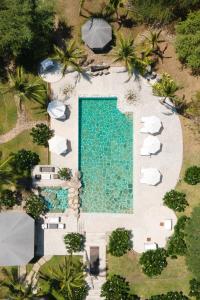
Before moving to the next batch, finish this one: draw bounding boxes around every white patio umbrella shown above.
[47,101,66,119]
[140,168,161,185]
[141,136,161,155]
[141,116,162,134]
[48,136,67,155]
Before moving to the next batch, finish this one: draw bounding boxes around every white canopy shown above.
[48,136,67,155]
[140,136,161,155]
[140,168,161,185]
[140,116,162,134]
[40,59,54,71]
[47,101,66,119]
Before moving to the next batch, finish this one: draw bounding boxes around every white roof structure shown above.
[140,135,161,155]
[140,116,162,134]
[81,18,112,50]
[140,168,161,185]
[48,136,67,155]
[144,243,157,251]
[47,101,66,119]
[40,59,54,71]
[0,212,34,266]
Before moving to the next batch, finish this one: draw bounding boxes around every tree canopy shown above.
[149,291,189,300]
[108,228,133,257]
[176,11,200,74]
[185,206,200,280]
[101,274,130,300]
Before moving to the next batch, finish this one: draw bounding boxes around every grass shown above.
[108,252,192,298]
[39,255,82,274]
[0,92,17,135]
[24,100,48,122]
[0,130,48,165]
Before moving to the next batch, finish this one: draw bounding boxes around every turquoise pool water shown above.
[41,188,68,212]
[79,97,133,213]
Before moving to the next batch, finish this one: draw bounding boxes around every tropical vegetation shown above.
[149,291,189,300]
[101,274,130,300]
[10,149,40,173]
[189,278,200,299]
[24,194,47,219]
[58,167,72,181]
[64,233,86,253]
[139,248,168,277]
[30,123,54,147]
[184,166,200,185]
[152,73,178,104]
[0,189,21,209]
[163,190,188,212]
[108,228,133,257]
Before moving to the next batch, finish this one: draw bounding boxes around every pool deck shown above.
[48,67,182,254]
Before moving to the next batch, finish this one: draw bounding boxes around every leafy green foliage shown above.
[30,123,54,147]
[152,73,178,101]
[184,166,200,185]
[0,189,21,209]
[139,248,168,277]
[149,291,189,300]
[24,194,47,219]
[64,233,85,253]
[39,256,88,300]
[176,11,200,73]
[108,228,133,257]
[189,278,200,299]
[167,216,189,257]
[0,0,54,64]
[58,168,72,180]
[53,40,85,75]
[185,206,200,280]
[10,149,40,172]
[163,190,188,212]
[101,274,130,300]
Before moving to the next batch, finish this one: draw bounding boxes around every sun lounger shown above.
[40,166,55,173]
[41,173,51,180]
[144,242,157,251]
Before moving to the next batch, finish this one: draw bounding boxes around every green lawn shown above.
[0,92,17,135]
[108,253,192,298]
[39,255,82,274]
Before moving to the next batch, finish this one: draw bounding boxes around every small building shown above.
[0,212,35,266]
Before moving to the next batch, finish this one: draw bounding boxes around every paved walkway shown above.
[0,99,48,144]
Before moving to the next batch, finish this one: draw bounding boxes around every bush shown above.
[108,228,133,257]
[184,166,200,185]
[152,73,178,101]
[11,149,40,172]
[101,274,130,300]
[163,190,188,212]
[185,206,200,280]
[189,278,200,299]
[0,189,20,209]
[139,248,168,277]
[58,168,72,181]
[24,194,47,219]
[64,233,85,253]
[30,123,54,147]
[149,291,189,300]
[176,11,200,74]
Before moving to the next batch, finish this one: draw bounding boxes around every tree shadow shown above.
[53,21,73,47]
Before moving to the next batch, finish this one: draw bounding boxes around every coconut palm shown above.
[143,29,164,51]
[112,35,138,74]
[39,256,88,300]
[0,267,38,300]
[108,0,124,20]
[52,40,85,75]
[3,66,47,109]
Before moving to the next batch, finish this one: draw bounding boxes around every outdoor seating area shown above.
[41,216,65,230]
[32,165,64,187]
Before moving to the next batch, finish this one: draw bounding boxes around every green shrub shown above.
[176,11,200,74]
[149,291,189,300]
[152,73,178,102]
[139,248,168,277]
[163,190,188,212]
[184,166,200,185]
[24,194,47,219]
[30,123,54,147]
[189,278,200,299]
[64,233,85,253]
[101,274,130,300]
[0,189,20,209]
[108,228,133,257]
[10,149,40,172]
[58,168,72,181]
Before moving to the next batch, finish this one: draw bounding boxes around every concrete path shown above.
[0,99,48,144]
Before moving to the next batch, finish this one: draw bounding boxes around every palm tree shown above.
[2,66,47,109]
[52,40,85,75]
[108,0,123,20]
[39,256,88,300]
[79,0,85,16]
[0,267,38,300]
[112,35,137,74]
[143,29,164,51]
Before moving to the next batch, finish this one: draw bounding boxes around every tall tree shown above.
[52,40,85,75]
[39,256,88,300]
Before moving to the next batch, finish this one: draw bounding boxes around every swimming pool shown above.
[41,188,68,212]
[79,97,133,213]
